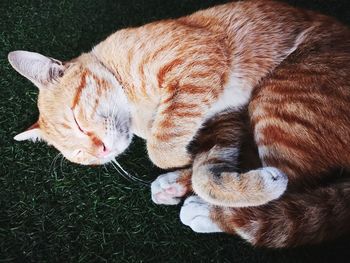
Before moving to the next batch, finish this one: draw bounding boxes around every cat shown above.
[8,0,350,247]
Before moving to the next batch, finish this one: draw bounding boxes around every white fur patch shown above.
[180,196,223,233]
[151,171,187,205]
[205,75,252,121]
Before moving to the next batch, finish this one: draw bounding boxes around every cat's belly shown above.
[204,73,253,122]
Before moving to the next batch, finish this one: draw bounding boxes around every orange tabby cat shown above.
[8,0,350,247]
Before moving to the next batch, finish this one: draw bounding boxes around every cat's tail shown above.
[211,174,350,247]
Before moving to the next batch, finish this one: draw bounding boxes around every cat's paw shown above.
[259,167,288,199]
[180,196,223,233]
[151,171,187,205]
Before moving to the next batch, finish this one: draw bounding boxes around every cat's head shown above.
[8,50,132,165]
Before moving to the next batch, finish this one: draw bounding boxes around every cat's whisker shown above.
[111,159,150,186]
[110,160,135,183]
[112,159,129,176]
[59,154,67,176]
[107,97,119,121]
[49,153,62,176]
[111,101,118,118]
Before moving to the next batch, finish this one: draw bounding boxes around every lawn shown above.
[0,0,349,262]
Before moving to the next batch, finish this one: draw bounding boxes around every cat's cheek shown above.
[114,135,133,154]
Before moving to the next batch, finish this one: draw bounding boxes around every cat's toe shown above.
[151,171,186,205]
[260,167,288,199]
[180,196,222,233]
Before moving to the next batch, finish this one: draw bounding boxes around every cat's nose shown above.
[98,143,110,157]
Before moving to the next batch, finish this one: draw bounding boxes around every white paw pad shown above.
[180,196,222,233]
[151,171,187,205]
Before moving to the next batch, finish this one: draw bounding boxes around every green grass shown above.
[1,0,349,262]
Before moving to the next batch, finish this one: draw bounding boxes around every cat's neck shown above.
[92,32,159,139]
[92,28,160,102]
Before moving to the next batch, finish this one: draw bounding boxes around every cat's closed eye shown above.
[71,109,86,134]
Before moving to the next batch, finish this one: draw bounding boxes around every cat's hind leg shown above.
[180,195,223,233]
[151,169,192,205]
[192,146,288,207]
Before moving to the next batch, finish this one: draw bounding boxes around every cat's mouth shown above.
[68,146,119,165]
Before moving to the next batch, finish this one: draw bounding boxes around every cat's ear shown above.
[14,122,42,142]
[8,50,65,88]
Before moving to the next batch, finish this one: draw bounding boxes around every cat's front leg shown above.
[151,169,192,205]
[146,95,206,169]
[147,75,228,169]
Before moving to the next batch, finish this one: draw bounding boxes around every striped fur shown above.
[175,108,350,247]
[8,0,350,247]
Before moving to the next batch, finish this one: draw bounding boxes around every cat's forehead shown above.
[37,53,124,120]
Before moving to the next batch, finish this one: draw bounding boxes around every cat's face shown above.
[8,51,132,165]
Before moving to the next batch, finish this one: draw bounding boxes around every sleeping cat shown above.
[8,0,350,247]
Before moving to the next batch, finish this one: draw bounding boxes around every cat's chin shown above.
[67,151,119,166]
[94,152,120,165]
[77,158,115,166]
